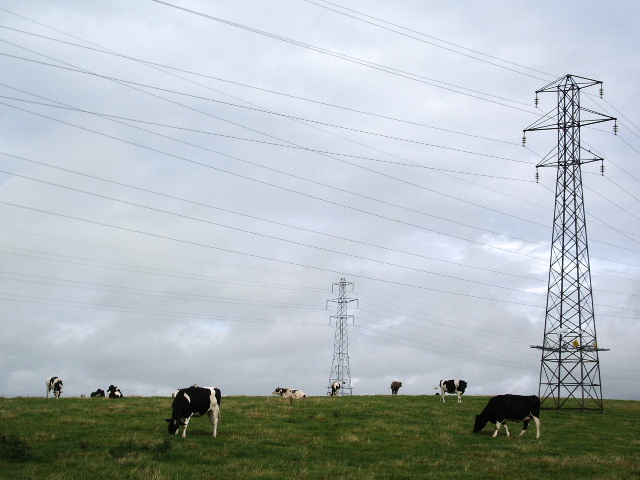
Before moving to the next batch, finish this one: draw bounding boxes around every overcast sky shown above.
[0,1,638,400]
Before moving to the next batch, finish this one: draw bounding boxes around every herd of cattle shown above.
[45,376,541,439]
[46,377,123,399]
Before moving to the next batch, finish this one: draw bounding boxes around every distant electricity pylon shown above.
[327,278,358,396]
[523,74,616,411]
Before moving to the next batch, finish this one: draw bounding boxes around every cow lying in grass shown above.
[473,394,541,438]
[107,385,123,398]
[272,387,308,399]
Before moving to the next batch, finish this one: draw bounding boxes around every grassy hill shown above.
[1,395,638,479]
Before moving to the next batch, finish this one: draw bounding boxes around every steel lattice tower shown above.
[524,74,615,411]
[327,278,357,396]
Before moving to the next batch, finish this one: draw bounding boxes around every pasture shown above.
[0,395,638,479]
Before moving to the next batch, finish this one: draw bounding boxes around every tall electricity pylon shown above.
[327,278,357,396]
[524,74,615,411]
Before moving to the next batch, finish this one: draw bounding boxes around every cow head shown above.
[473,415,487,433]
[165,418,187,435]
[53,379,63,397]
[272,387,283,396]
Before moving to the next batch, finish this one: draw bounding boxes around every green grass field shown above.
[1,395,638,479]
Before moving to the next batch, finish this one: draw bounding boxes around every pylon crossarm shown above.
[580,107,617,125]
[535,74,601,94]
[523,107,557,132]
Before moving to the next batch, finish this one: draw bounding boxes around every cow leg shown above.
[519,419,530,437]
[532,415,540,439]
[503,422,511,437]
[492,422,502,437]
[181,418,191,438]
[457,392,462,404]
[207,409,219,438]
[441,388,446,402]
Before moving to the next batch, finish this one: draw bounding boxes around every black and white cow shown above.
[272,387,308,399]
[473,394,541,438]
[165,386,221,438]
[330,381,341,396]
[46,377,63,398]
[390,381,403,395]
[107,385,123,398]
[436,379,467,403]
[90,389,105,398]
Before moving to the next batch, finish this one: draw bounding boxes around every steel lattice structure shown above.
[524,75,615,411]
[326,278,357,396]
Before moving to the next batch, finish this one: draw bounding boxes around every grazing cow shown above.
[330,381,341,396]
[272,387,308,399]
[165,386,221,438]
[390,381,403,395]
[107,385,123,398]
[46,377,63,398]
[473,394,541,438]
[90,389,105,398]
[436,379,467,403]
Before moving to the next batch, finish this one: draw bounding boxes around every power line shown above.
[302,0,556,81]
[0,85,530,166]
[0,23,520,146]
[150,0,538,113]
[0,292,326,326]
[0,153,544,281]
[301,0,555,81]
[351,323,536,371]
[0,226,327,285]
[0,35,555,242]
[357,314,532,361]
[3,85,636,273]
[0,170,545,295]
[0,103,553,259]
[0,41,546,227]
[0,201,547,308]
[0,271,322,309]
[0,102,636,272]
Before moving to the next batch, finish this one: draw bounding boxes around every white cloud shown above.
[0,0,638,401]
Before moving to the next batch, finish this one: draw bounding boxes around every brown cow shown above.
[390,381,402,395]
